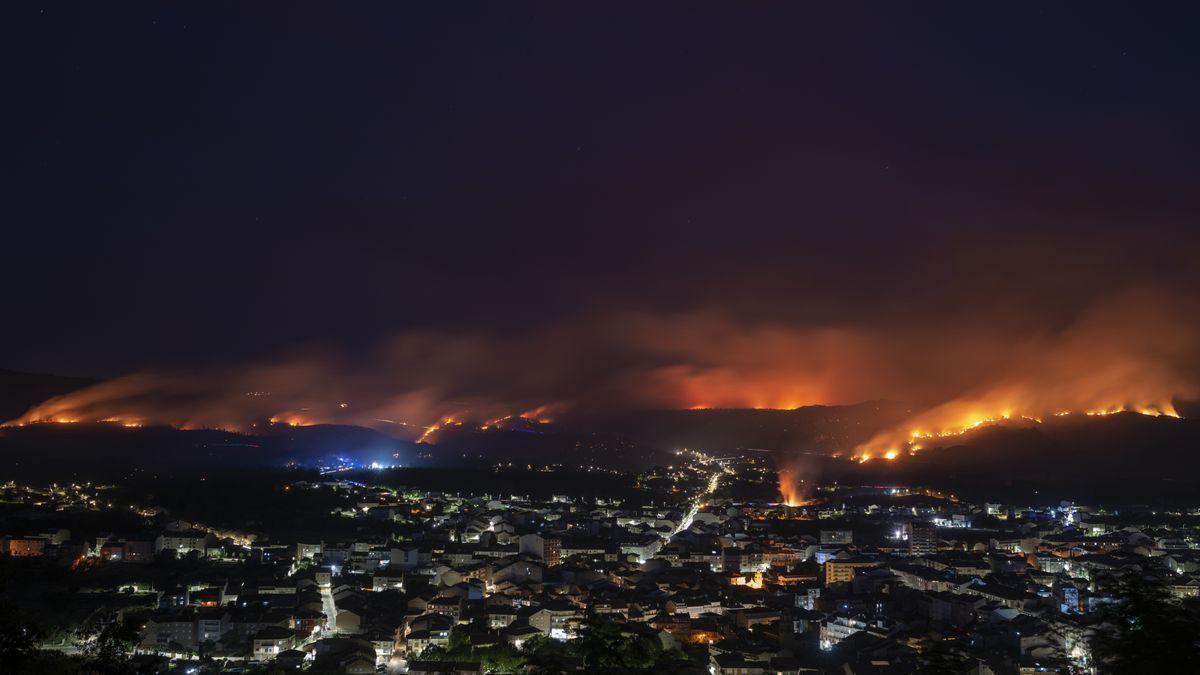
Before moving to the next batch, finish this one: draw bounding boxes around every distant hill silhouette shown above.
[814,412,1200,504]
[0,422,412,481]
[2,369,1198,502]
[556,401,913,454]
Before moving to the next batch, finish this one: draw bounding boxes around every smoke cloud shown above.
[9,288,1199,451]
[851,288,1199,459]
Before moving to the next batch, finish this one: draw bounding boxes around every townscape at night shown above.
[5,3,1200,674]
[3,442,1200,675]
[2,407,1199,674]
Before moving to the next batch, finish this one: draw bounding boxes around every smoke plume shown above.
[9,290,1198,456]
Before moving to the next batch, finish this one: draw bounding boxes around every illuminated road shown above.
[666,462,728,541]
[320,584,338,637]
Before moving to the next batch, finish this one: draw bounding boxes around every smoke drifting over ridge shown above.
[9,288,1199,450]
[851,290,1200,461]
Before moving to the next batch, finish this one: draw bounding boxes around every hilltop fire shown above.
[853,401,1182,463]
[416,416,459,444]
[4,291,1198,458]
[267,413,313,427]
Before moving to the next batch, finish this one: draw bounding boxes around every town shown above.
[2,451,1198,674]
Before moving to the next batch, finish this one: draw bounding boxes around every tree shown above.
[1090,572,1200,674]
[522,632,576,672]
[0,601,41,669]
[573,619,664,671]
[416,626,473,661]
[80,621,140,674]
[15,651,86,675]
[476,643,527,673]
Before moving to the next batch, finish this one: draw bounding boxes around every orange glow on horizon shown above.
[853,400,1182,463]
[268,413,312,427]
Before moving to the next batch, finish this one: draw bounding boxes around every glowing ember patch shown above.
[417,416,456,444]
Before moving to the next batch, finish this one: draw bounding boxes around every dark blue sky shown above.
[5,3,1199,376]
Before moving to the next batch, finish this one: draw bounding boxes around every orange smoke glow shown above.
[777,466,809,507]
[854,402,1182,462]
[477,406,556,431]
[100,417,144,428]
[519,405,556,424]
[268,413,313,427]
[4,291,1197,451]
[850,292,1196,462]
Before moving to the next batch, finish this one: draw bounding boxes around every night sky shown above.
[6,3,1200,391]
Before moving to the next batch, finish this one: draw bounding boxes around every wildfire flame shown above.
[777,465,809,507]
[416,416,457,444]
[853,400,1182,462]
[9,416,146,428]
[268,413,312,427]
[478,406,556,431]
[5,399,560,448]
[3,291,1197,459]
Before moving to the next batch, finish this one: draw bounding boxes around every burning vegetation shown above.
[5,291,1198,462]
[841,289,1195,463]
[776,465,810,507]
[851,405,1181,463]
